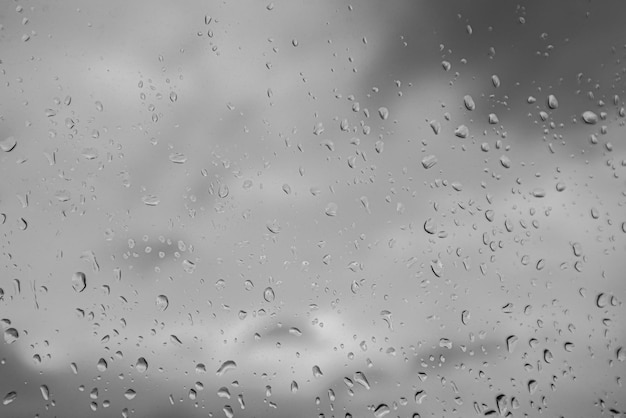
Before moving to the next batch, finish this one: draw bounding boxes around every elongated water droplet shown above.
[547,94,558,109]
[506,335,519,353]
[354,371,370,389]
[378,107,389,120]
[40,385,49,401]
[142,195,160,206]
[461,310,470,325]
[429,120,441,135]
[216,360,237,376]
[463,95,475,111]
[2,391,17,405]
[374,403,390,418]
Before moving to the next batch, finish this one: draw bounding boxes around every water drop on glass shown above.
[216,360,237,376]
[72,272,87,293]
[136,357,148,372]
[378,107,389,120]
[325,202,338,216]
[421,155,438,169]
[156,295,169,311]
[454,125,468,138]
[547,94,558,109]
[96,358,108,372]
[0,136,17,152]
[463,95,475,111]
[263,287,275,302]
[581,111,598,124]
[3,328,19,344]
[2,391,17,405]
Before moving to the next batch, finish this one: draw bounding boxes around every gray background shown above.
[1,1,625,417]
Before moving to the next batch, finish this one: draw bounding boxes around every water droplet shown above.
[547,94,558,109]
[596,293,608,308]
[423,218,437,234]
[461,310,470,325]
[488,113,499,124]
[290,381,299,392]
[499,155,511,168]
[72,272,87,293]
[266,219,281,234]
[96,358,108,372]
[531,188,545,198]
[124,389,136,400]
[378,107,389,120]
[441,61,451,71]
[156,295,169,311]
[354,371,370,389]
[0,136,17,152]
[195,363,206,374]
[491,74,501,88]
[527,379,538,394]
[506,335,519,353]
[40,385,49,401]
[169,153,187,164]
[374,403,391,418]
[136,357,148,372]
[3,328,19,344]
[463,95,475,111]
[95,101,104,112]
[2,391,17,405]
[312,365,324,378]
[263,287,275,302]
[325,202,338,216]
[169,92,178,103]
[616,347,626,362]
[218,184,229,198]
[581,111,598,124]
[543,349,553,363]
[454,125,468,138]
[142,195,160,206]
[216,360,237,376]
[421,155,438,169]
[429,120,441,135]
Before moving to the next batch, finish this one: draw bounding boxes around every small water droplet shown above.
[378,107,389,120]
[95,101,104,112]
[124,389,136,400]
[266,219,281,234]
[499,155,511,168]
[429,120,441,135]
[169,153,187,164]
[461,310,470,325]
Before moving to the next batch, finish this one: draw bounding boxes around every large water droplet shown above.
[216,360,237,376]
[156,295,169,311]
[0,136,17,152]
[96,358,108,372]
[136,357,148,373]
[421,155,438,169]
[2,391,17,405]
[374,403,390,418]
[72,272,87,293]
[3,328,19,344]
[547,94,558,109]
[581,111,598,124]
[263,287,275,302]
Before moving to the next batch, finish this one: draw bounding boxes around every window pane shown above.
[1,1,625,417]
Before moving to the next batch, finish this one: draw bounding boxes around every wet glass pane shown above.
[1,1,625,417]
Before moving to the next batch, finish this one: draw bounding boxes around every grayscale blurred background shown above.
[1,1,625,417]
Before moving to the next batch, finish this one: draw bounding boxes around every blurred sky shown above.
[1,1,626,417]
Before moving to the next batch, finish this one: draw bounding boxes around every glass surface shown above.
[1,1,625,417]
